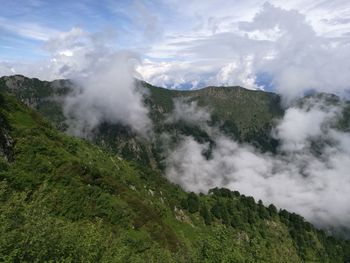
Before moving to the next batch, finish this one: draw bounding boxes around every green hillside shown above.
[0,75,283,169]
[146,82,282,154]
[0,80,349,261]
[144,82,283,138]
[0,76,283,138]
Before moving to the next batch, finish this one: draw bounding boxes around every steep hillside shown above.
[0,75,71,130]
[0,85,349,262]
[0,75,283,168]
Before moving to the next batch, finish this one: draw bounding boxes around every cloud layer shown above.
[165,97,350,231]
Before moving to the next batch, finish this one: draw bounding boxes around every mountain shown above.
[0,78,349,262]
[0,75,283,137]
[0,75,283,168]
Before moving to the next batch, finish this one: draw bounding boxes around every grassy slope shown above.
[0,88,349,261]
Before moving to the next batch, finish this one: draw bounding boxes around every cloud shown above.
[241,3,350,103]
[2,1,350,99]
[132,1,162,41]
[166,99,211,125]
[14,27,151,137]
[45,28,152,137]
[0,62,16,75]
[0,16,61,41]
[165,97,350,231]
[272,98,341,152]
[138,2,350,99]
[215,56,261,89]
[63,52,151,137]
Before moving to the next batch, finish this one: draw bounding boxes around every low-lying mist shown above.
[42,28,152,137]
[165,96,350,232]
[63,52,151,138]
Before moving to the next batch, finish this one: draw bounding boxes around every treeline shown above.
[181,188,279,228]
[181,187,350,261]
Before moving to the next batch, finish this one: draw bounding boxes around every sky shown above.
[1,0,350,94]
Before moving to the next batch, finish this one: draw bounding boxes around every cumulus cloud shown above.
[139,2,350,100]
[215,56,260,89]
[138,33,269,90]
[3,2,350,101]
[165,97,350,231]
[137,59,218,90]
[241,2,350,103]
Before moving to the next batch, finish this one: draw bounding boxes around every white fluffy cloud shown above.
[138,2,350,100]
[242,3,350,102]
[63,52,151,137]
[165,97,350,230]
[22,27,152,137]
[166,99,211,125]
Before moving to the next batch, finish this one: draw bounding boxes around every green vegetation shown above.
[0,76,283,169]
[0,82,349,262]
[145,82,283,140]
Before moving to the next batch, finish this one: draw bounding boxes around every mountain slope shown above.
[0,75,283,138]
[0,82,349,261]
[0,75,283,169]
[145,82,283,139]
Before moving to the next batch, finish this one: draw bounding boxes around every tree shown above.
[267,204,277,216]
[187,192,200,213]
[258,200,269,219]
[221,207,230,225]
[200,205,212,225]
[231,214,243,228]
[211,202,222,219]
[180,198,188,210]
